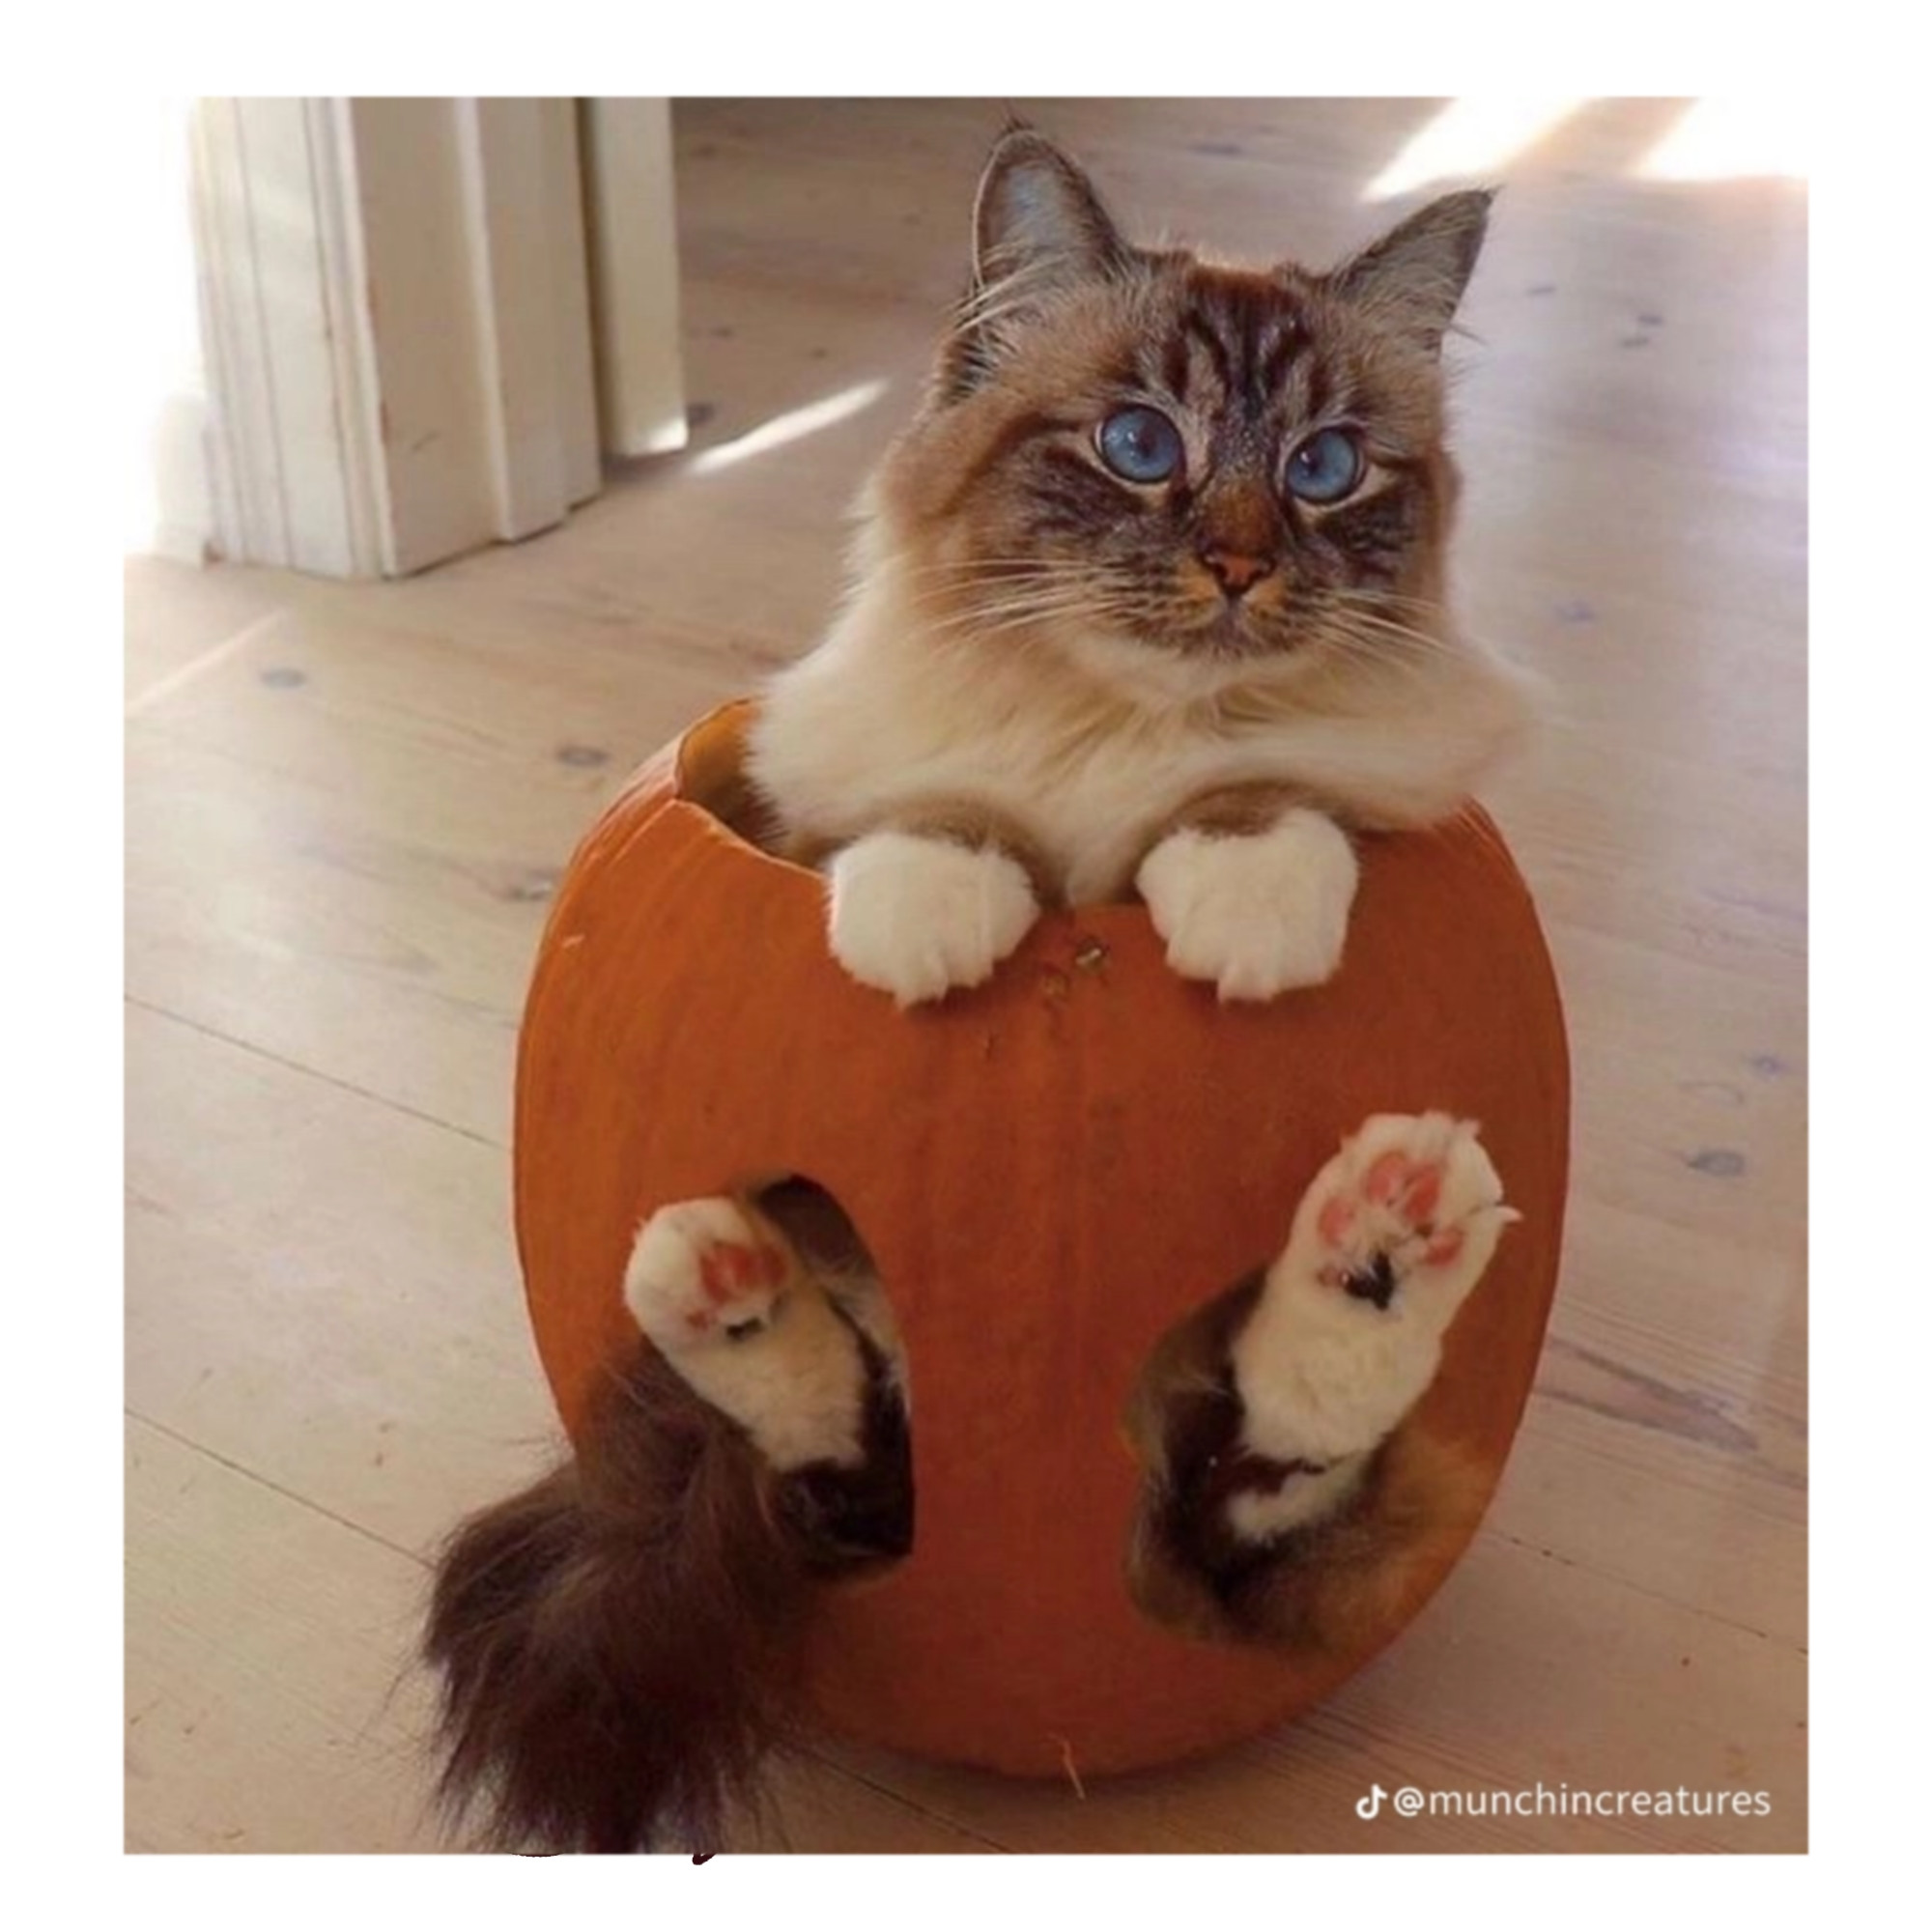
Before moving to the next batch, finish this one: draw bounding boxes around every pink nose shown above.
[1199,545,1276,597]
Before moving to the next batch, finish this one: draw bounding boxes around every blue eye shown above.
[1097,407,1183,484]
[1285,427,1365,504]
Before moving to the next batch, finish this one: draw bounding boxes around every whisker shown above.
[1321,586,1450,616]
[1300,622,1463,687]
[921,598,1135,639]
[914,589,1157,645]
[901,558,1097,584]
[1309,604,1463,660]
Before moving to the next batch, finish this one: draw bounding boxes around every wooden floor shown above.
[125,99,1806,1853]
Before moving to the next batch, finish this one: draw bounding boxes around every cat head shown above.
[868,128,1494,693]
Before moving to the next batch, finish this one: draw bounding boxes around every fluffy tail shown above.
[424,1344,839,1854]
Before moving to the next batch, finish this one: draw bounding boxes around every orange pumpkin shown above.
[515,700,1569,1780]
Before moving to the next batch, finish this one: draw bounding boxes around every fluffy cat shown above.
[424,126,1527,1854]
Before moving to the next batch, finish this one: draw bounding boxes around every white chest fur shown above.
[748,572,1528,904]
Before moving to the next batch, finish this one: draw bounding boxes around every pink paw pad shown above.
[1316,1191,1358,1247]
[1364,1151,1444,1224]
[1317,1155,1450,1254]
[1285,1114,1515,1312]
[697,1239,786,1301]
[1308,1141,1474,1293]
[679,1238,786,1333]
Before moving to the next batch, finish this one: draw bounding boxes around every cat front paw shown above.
[1135,810,1358,1001]
[624,1197,796,1352]
[827,830,1039,1007]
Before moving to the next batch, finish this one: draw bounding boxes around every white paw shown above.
[827,831,1038,1007]
[1233,1114,1519,1467]
[623,1197,793,1354]
[1135,810,1358,1001]
[1281,1111,1518,1315]
[623,1197,868,1469]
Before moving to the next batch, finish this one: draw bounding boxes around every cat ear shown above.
[1328,188,1496,354]
[942,128,1130,398]
[971,126,1130,293]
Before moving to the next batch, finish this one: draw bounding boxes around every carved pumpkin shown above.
[514,700,1569,1780]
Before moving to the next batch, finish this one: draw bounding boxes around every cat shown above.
[424,125,1528,1855]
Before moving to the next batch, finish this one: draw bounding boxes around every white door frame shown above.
[188,98,687,580]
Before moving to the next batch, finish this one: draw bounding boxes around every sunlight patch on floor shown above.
[686,380,890,477]
[1363,99,1583,200]
[1637,99,1808,182]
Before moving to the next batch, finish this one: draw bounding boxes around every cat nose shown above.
[1198,544,1276,599]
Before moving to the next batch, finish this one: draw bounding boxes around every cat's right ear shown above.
[943,128,1131,398]
[972,127,1129,290]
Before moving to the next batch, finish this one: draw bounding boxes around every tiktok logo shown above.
[1356,1784,1387,1820]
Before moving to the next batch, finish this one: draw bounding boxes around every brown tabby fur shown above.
[424,124,1503,1853]
[885,134,1490,716]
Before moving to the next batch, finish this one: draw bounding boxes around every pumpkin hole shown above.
[749,1174,916,1574]
[1120,1275,1488,1652]
[1120,1272,1264,1640]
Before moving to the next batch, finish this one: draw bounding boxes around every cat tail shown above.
[422,1344,823,1856]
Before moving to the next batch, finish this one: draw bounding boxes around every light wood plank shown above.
[124,555,290,709]
[127,999,550,1550]
[126,1416,447,1853]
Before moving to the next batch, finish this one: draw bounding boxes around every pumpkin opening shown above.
[1121,1276,1490,1652]
[748,1174,917,1574]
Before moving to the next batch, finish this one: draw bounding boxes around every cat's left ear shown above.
[1328,188,1496,355]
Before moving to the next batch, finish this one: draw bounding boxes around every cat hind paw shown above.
[624,1197,797,1352]
[1290,1112,1519,1312]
